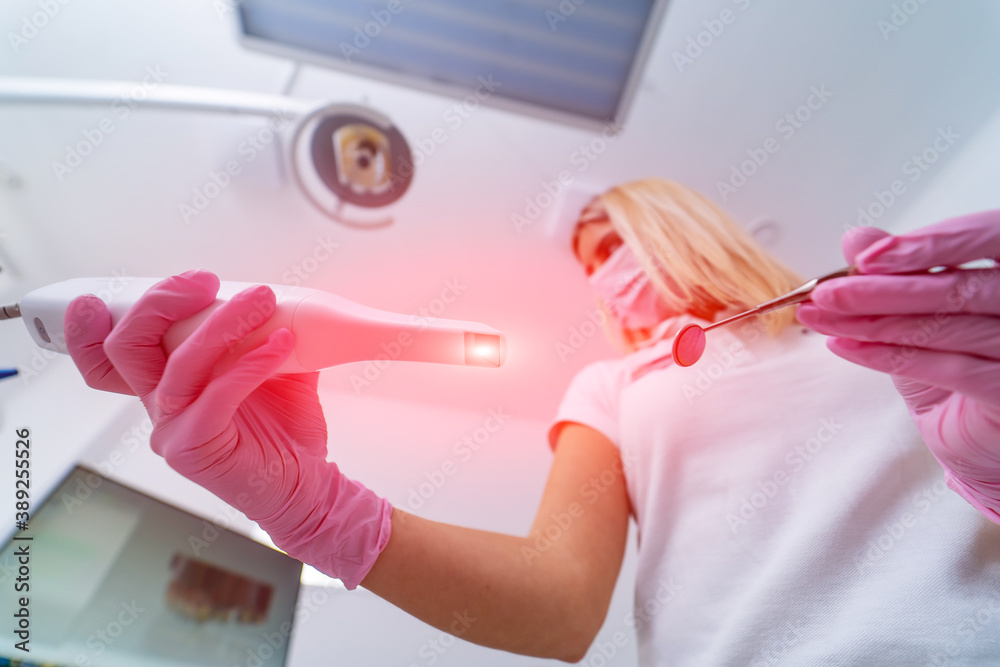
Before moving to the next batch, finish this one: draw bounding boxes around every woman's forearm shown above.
[360,507,598,662]
[360,425,631,662]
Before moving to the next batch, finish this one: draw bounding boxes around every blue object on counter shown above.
[0,656,68,666]
[0,368,17,381]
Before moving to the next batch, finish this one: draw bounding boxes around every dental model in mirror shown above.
[672,266,855,367]
[7,277,506,372]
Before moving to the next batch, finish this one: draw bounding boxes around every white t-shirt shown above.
[549,318,1000,666]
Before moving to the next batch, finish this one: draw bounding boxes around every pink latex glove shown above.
[797,210,1000,523]
[63,270,392,588]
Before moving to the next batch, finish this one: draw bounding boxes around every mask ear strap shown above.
[572,211,612,260]
[571,224,585,260]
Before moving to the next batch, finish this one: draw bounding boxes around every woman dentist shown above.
[63,179,1000,665]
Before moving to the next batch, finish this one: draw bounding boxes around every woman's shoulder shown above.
[567,356,633,395]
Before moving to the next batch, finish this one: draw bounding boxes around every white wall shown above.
[886,103,1000,235]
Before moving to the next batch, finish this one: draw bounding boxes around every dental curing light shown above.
[5,278,505,373]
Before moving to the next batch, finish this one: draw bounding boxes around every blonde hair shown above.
[589,178,803,342]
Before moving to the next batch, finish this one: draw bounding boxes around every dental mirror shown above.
[672,266,855,367]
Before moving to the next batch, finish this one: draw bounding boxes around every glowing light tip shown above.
[464,332,504,367]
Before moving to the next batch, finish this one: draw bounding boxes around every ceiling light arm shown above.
[0,77,403,228]
[0,76,312,117]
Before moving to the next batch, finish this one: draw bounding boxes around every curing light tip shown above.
[464,332,504,367]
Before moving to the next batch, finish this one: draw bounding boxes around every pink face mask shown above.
[588,243,675,331]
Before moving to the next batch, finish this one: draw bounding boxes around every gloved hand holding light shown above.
[1,270,505,588]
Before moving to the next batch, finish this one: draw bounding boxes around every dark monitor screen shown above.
[237,0,667,128]
[1,466,302,667]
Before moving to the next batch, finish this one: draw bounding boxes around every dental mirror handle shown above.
[703,265,856,333]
